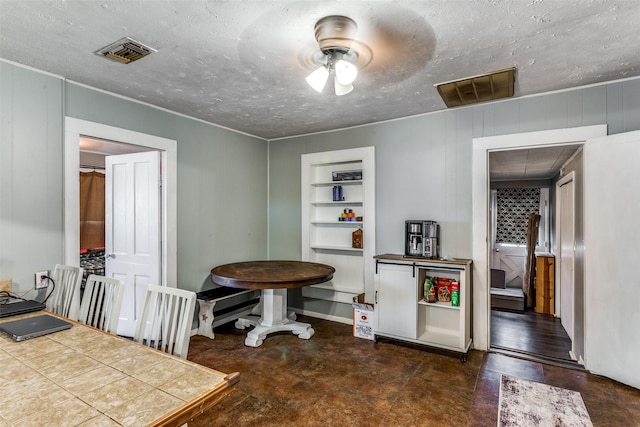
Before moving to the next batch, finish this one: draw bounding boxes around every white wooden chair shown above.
[134,285,196,359]
[46,264,83,320]
[78,274,124,334]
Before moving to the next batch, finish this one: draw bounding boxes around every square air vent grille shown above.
[435,67,515,108]
[95,37,156,64]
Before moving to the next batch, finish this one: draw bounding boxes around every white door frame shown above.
[63,117,177,288]
[471,124,607,351]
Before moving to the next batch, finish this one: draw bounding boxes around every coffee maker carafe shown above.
[405,221,423,257]
[408,234,422,256]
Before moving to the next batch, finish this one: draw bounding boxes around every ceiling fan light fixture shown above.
[306,66,330,93]
[335,59,357,85]
[307,15,360,96]
[334,78,353,96]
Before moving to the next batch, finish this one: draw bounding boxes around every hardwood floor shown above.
[186,315,640,426]
[490,308,573,362]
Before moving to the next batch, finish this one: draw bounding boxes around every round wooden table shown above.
[211,261,334,347]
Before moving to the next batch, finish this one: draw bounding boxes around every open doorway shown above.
[487,162,572,362]
[64,117,178,335]
[79,137,161,336]
[471,125,607,360]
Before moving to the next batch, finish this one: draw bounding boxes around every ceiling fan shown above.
[306,15,360,96]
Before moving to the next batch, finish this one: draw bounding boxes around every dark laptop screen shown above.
[0,300,46,318]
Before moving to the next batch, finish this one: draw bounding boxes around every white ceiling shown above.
[490,145,580,181]
[1,0,639,142]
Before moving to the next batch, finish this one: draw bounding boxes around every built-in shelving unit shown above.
[301,147,375,304]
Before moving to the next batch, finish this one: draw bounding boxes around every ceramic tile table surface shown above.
[0,312,238,426]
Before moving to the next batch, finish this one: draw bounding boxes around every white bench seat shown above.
[490,287,525,312]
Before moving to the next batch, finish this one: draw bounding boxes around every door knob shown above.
[107,253,116,259]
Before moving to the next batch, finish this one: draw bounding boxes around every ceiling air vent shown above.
[435,67,515,108]
[95,37,156,64]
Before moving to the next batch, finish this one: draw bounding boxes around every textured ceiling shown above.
[1,0,639,141]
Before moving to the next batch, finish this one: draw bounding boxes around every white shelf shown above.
[311,180,363,187]
[311,221,364,225]
[302,147,375,304]
[311,245,364,252]
[311,201,363,206]
[418,300,461,310]
[417,329,464,350]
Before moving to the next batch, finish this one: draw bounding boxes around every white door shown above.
[106,151,161,337]
[584,130,640,389]
[559,179,574,341]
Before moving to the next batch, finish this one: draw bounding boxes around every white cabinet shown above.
[373,254,472,360]
[375,262,416,339]
[301,147,375,304]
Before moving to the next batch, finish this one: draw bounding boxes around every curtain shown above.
[495,187,541,245]
[523,213,541,308]
[79,171,105,250]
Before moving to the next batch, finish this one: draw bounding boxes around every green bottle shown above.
[451,281,460,307]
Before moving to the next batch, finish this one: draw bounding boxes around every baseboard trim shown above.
[291,308,352,325]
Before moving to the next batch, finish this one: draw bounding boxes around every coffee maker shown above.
[404,220,439,258]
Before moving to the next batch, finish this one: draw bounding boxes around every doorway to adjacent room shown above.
[78,139,162,337]
[63,117,178,337]
[471,125,609,366]
[488,177,574,363]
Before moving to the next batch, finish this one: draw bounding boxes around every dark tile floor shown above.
[187,315,640,426]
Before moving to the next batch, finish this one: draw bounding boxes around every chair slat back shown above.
[134,285,196,359]
[47,264,83,319]
[79,274,124,334]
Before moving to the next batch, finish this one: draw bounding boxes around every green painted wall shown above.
[1,63,64,293]
[3,58,639,323]
[269,78,640,321]
[1,61,267,294]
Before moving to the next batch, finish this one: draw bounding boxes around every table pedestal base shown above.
[234,288,314,347]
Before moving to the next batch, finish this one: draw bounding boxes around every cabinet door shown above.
[375,263,417,339]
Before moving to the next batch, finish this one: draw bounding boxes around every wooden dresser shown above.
[535,254,555,315]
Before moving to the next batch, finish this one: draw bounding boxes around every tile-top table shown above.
[0,312,238,426]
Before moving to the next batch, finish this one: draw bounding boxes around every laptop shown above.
[0,314,72,341]
[0,299,46,318]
